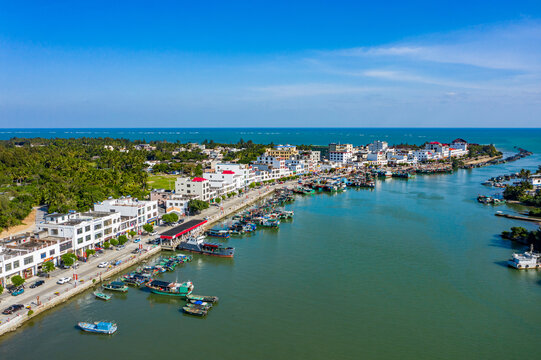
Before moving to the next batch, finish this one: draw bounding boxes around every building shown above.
[366,152,388,166]
[368,141,388,153]
[94,198,159,229]
[329,151,353,164]
[266,144,298,158]
[0,232,72,286]
[37,211,123,257]
[528,174,541,187]
[329,143,353,153]
[175,177,214,202]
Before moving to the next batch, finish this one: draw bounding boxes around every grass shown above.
[147,174,177,190]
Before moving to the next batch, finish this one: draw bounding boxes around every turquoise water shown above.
[1,128,540,153]
[1,130,540,359]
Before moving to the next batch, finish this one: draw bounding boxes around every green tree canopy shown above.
[188,199,209,214]
[110,238,119,246]
[118,235,128,245]
[42,261,55,273]
[61,253,78,267]
[143,224,154,233]
[11,275,25,287]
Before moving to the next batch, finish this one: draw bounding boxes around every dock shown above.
[495,213,541,223]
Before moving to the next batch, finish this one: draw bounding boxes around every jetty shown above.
[495,212,541,223]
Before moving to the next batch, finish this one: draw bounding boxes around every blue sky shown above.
[0,0,540,128]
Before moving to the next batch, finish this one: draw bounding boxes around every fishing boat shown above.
[181,306,207,317]
[508,245,541,269]
[186,294,219,303]
[206,229,230,238]
[177,236,235,257]
[77,321,117,334]
[146,279,194,297]
[94,291,112,301]
[102,281,129,292]
[185,302,212,310]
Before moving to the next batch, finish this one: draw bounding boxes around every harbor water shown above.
[1,130,541,359]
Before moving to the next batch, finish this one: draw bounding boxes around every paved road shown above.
[0,179,299,323]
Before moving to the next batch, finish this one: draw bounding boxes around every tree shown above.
[0,284,3,295]
[61,253,78,267]
[249,182,256,189]
[118,235,128,245]
[85,249,96,257]
[188,199,209,214]
[162,213,179,223]
[11,275,25,287]
[103,241,111,249]
[110,238,119,246]
[143,224,154,233]
[128,230,137,238]
[42,261,55,273]
[215,197,221,204]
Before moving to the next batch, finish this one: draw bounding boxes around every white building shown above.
[528,174,541,187]
[37,211,123,256]
[329,151,353,164]
[94,198,159,228]
[368,141,389,153]
[366,152,388,166]
[175,177,214,202]
[0,232,72,286]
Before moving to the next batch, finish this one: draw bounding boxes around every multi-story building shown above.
[37,211,122,256]
[175,177,214,202]
[329,151,353,164]
[0,232,72,286]
[94,198,159,229]
[368,141,389,153]
[329,143,353,153]
[266,144,298,158]
[366,152,388,165]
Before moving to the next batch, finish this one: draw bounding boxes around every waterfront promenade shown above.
[0,180,293,336]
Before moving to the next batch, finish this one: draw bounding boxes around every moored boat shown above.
[181,306,207,317]
[78,321,117,334]
[185,294,219,303]
[102,281,129,292]
[178,236,235,257]
[94,291,112,301]
[146,279,194,297]
[206,229,230,238]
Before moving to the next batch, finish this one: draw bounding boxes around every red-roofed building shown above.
[175,177,214,202]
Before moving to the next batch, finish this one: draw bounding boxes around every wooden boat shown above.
[78,321,117,334]
[181,306,207,317]
[146,280,194,297]
[94,291,111,301]
[186,301,212,310]
[102,281,129,292]
[185,294,219,303]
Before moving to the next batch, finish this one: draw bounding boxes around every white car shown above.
[57,277,72,284]
[97,262,109,268]
[150,231,158,236]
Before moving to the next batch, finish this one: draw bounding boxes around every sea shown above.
[0,128,540,360]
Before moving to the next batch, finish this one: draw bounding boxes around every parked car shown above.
[2,304,24,315]
[11,287,24,296]
[133,238,141,243]
[150,231,158,236]
[97,262,109,268]
[116,245,126,251]
[29,280,45,289]
[57,277,71,284]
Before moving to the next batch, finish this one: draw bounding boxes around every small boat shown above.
[94,291,112,301]
[146,280,194,297]
[185,303,212,311]
[102,281,129,292]
[206,229,230,238]
[78,321,117,334]
[185,294,219,303]
[181,306,207,317]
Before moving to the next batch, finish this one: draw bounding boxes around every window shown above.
[13,260,20,268]
[41,252,46,259]
[85,225,91,232]
[94,224,102,230]
[24,256,33,265]
[50,249,55,255]
[77,228,83,235]
[5,263,12,271]
[77,237,83,244]
[51,229,58,235]
[95,232,102,238]
[86,235,91,241]
[60,242,72,251]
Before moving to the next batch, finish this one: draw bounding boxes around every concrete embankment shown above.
[495,213,541,224]
[0,246,161,337]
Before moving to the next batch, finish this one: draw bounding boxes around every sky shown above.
[0,0,540,128]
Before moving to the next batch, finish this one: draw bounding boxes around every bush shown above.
[215,197,221,204]
[0,284,3,295]
[103,241,111,249]
[27,310,34,317]
[110,238,119,246]
[11,275,25,287]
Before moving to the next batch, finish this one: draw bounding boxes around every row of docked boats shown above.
[477,195,506,205]
[181,294,220,317]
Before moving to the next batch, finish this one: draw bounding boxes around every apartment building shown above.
[94,198,159,228]
[175,177,214,202]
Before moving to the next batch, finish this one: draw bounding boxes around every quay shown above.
[495,212,541,224]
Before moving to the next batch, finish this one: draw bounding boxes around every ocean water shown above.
[0,128,540,359]
[1,128,540,153]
